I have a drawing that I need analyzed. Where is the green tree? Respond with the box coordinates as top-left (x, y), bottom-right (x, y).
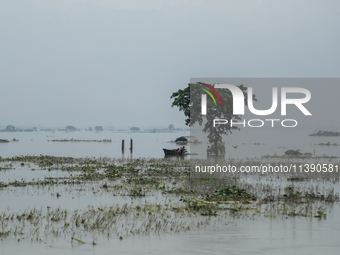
top-left (130, 127), bottom-right (140, 132)
top-left (171, 83), bottom-right (256, 155)
top-left (170, 86), bottom-right (191, 126)
top-left (66, 125), bottom-right (77, 132)
top-left (5, 125), bottom-right (16, 131)
top-left (95, 126), bottom-right (103, 132)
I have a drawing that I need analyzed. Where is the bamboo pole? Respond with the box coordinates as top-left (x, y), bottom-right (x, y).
top-left (130, 138), bottom-right (133, 152)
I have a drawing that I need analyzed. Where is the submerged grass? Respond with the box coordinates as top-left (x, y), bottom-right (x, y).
top-left (0, 155), bottom-right (339, 243)
top-left (48, 139), bottom-right (112, 142)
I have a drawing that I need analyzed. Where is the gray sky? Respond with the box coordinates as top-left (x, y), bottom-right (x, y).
top-left (0, 0), bottom-right (339, 129)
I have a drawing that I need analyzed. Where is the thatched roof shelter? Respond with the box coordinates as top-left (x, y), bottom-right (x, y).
top-left (175, 136), bottom-right (198, 143)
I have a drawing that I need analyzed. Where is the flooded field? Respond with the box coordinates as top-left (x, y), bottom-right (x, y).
top-left (0, 131), bottom-right (340, 254)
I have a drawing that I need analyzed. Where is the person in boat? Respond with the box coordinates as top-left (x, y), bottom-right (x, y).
top-left (180, 146), bottom-right (186, 153)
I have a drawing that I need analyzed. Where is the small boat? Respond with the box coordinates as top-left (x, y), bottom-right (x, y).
top-left (163, 148), bottom-right (187, 156)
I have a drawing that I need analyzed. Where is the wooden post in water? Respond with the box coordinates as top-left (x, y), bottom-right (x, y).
top-left (130, 138), bottom-right (133, 153)
top-left (122, 140), bottom-right (125, 153)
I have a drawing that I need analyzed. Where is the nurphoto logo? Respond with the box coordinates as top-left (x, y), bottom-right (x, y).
top-left (197, 82), bottom-right (312, 128)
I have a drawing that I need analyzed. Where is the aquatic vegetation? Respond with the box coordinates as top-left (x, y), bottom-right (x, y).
top-left (0, 178), bottom-right (81, 188)
top-left (203, 185), bottom-right (256, 202)
top-left (48, 138), bottom-right (112, 142)
top-left (0, 155), bottom-right (76, 166)
top-left (129, 187), bottom-right (145, 196)
top-left (315, 208), bottom-right (326, 219)
top-left (0, 164), bottom-right (14, 171)
top-left (263, 154), bottom-right (338, 159)
top-left (162, 186), bottom-right (196, 195)
top-left (316, 142), bottom-right (340, 146)
top-left (284, 186), bottom-right (302, 198)
top-left (180, 196), bottom-right (217, 216)
top-left (125, 176), bottom-right (160, 185)
top-left (0, 155), bottom-right (339, 243)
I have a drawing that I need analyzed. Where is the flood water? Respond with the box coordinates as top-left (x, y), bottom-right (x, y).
top-left (1, 130), bottom-right (340, 254)
top-left (0, 129), bottom-right (339, 159)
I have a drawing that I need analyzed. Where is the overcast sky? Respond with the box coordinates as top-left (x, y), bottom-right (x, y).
top-left (0, 0), bottom-right (339, 129)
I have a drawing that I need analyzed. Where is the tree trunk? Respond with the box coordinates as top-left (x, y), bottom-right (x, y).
top-left (214, 139), bottom-right (218, 156)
